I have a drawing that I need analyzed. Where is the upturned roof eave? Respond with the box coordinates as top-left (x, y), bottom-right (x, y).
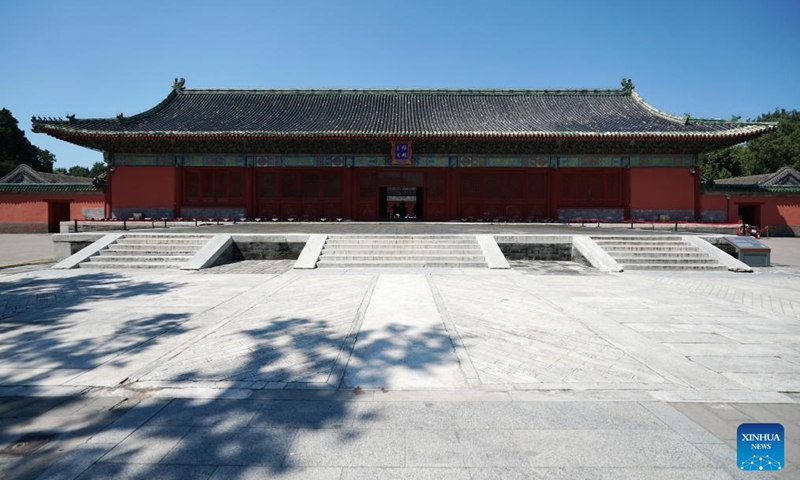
top-left (32, 124), bottom-right (777, 141)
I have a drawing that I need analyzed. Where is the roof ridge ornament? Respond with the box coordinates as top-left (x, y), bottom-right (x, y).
top-left (620, 78), bottom-right (634, 94)
top-left (172, 77), bottom-right (186, 92)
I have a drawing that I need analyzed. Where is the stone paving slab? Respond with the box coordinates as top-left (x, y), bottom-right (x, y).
top-left (343, 275), bottom-right (466, 389)
top-left (0, 395), bottom-right (795, 479)
top-left (1, 237), bottom-right (799, 478)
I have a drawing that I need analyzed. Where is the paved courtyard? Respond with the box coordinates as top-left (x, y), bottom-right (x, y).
top-left (0, 232), bottom-right (798, 479)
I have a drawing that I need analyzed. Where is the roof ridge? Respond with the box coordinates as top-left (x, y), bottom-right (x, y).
top-left (0, 164), bottom-right (48, 183)
top-left (179, 87), bottom-right (630, 96)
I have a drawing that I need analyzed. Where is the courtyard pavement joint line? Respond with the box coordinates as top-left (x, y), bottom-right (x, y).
top-left (118, 273), bottom-right (302, 388)
top-left (342, 274), bottom-right (468, 390)
top-left (325, 275), bottom-right (379, 389)
top-left (427, 275), bottom-right (482, 387)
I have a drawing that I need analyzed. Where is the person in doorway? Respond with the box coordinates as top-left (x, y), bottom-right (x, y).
top-left (392, 203), bottom-right (399, 218)
top-left (398, 201), bottom-right (407, 219)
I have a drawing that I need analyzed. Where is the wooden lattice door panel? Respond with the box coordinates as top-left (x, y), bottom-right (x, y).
top-left (558, 169), bottom-right (622, 207)
top-left (426, 171), bottom-right (447, 220)
top-left (185, 169), bottom-right (245, 206)
top-left (356, 170), bottom-right (378, 220)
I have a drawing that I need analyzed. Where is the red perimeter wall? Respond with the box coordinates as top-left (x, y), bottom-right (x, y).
top-left (0, 193), bottom-right (105, 232)
top-left (701, 193), bottom-right (800, 235)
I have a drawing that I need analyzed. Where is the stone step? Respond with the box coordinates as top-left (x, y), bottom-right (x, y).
top-left (605, 251), bottom-right (709, 258)
top-left (320, 248), bottom-right (483, 255)
top-left (80, 261), bottom-right (183, 269)
top-left (121, 234), bottom-right (214, 238)
top-left (592, 240), bottom-right (686, 246)
top-left (324, 239), bottom-right (479, 245)
top-left (100, 249), bottom-right (198, 256)
top-left (115, 239), bottom-right (211, 246)
top-left (318, 254), bottom-right (487, 262)
top-left (89, 255), bottom-right (192, 263)
top-left (591, 236), bottom-right (684, 241)
top-left (106, 245), bottom-right (201, 253)
top-left (327, 235), bottom-right (469, 239)
top-left (612, 257), bottom-right (718, 265)
top-left (622, 263), bottom-right (728, 271)
top-left (600, 246), bottom-right (700, 252)
top-left (316, 260), bottom-right (488, 268)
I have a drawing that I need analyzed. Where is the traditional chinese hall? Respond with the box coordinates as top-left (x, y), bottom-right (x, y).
top-left (31, 79), bottom-right (778, 224)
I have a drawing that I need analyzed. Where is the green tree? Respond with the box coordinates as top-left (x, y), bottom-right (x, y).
top-left (89, 161), bottom-right (107, 177)
top-left (0, 108), bottom-right (56, 176)
top-left (702, 109), bottom-right (800, 179)
top-left (67, 165), bottom-right (91, 177)
top-left (745, 109), bottom-right (800, 174)
top-left (701, 145), bottom-right (751, 179)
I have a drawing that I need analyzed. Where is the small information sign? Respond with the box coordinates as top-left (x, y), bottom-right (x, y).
top-left (723, 236), bottom-right (771, 267)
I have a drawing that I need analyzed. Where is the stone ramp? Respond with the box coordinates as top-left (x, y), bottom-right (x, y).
top-left (591, 235), bottom-right (727, 271)
top-left (316, 234), bottom-right (489, 268)
top-left (79, 233), bottom-right (215, 269)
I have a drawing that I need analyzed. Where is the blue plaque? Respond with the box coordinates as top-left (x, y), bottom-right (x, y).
top-left (391, 142), bottom-right (412, 165)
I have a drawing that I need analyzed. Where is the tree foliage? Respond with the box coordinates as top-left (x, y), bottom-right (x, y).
top-left (701, 109), bottom-right (800, 179)
top-left (89, 161), bottom-right (107, 177)
top-left (53, 162), bottom-right (106, 178)
top-left (0, 108), bottom-right (56, 176)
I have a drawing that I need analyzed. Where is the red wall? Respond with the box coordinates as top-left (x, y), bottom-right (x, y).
top-left (111, 166), bottom-right (176, 209)
top-left (630, 168), bottom-right (695, 210)
top-left (0, 193), bottom-right (105, 232)
top-left (701, 193), bottom-right (800, 231)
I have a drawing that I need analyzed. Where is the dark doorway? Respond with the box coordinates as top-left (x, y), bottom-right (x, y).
top-left (48, 202), bottom-right (71, 233)
top-left (738, 204), bottom-right (761, 226)
top-left (382, 187), bottom-right (422, 220)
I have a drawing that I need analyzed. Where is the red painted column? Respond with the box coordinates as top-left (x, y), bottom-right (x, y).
top-left (174, 165), bottom-right (183, 218)
top-left (244, 166), bottom-right (255, 218)
top-left (622, 167), bottom-right (631, 221)
top-left (447, 167), bottom-right (458, 219)
top-left (343, 165), bottom-right (354, 219)
top-left (106, 161), bottom-right (113, 219)
top-left (693, 164), bottom-right (702, 221)
top-left (548, 168), bottom-right (560, 220)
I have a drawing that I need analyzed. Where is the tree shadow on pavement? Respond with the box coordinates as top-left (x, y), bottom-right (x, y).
top-left (0, 270), bottom-right (199, 479)
top-left (25, 310), bottom-right (463, 479)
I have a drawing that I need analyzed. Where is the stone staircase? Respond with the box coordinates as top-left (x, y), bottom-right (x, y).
top-left (591, 236), bottom-right (727, 271)
top-left (316, 235), bottom-right (489, 268)
top-left (80, 233), bottom-right (214, 269)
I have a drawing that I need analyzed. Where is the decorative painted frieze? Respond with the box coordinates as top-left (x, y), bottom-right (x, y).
top-left (457, 156), bottom-right (548, 167)
top-left (629, 156), bottom-right (695, 167)
top-left (416, 156), bottom-right (451, 167)
top-left (181, 156), bottom-right (247, 167)
top-left (253, 156), bottom-right (346, 167)
top-left (113, 155), bottom-right (176, 166)
top-left (556, 157), bottom-right (623, 168)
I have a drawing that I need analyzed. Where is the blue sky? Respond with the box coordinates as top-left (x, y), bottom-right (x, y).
top-left (2, 0), bottom-right (799, 169)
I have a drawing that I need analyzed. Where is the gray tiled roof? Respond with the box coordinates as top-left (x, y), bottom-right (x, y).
top-left (0, 164), bottom-right (94, 184)
top-left (714, 166), bottom-right (800, 187)
top-left (32, 84), bottom-right (776, 141)
top-left (713, 173), bottom-right (773, 186)
top-left (0, 183), bottom-right (100, 193)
